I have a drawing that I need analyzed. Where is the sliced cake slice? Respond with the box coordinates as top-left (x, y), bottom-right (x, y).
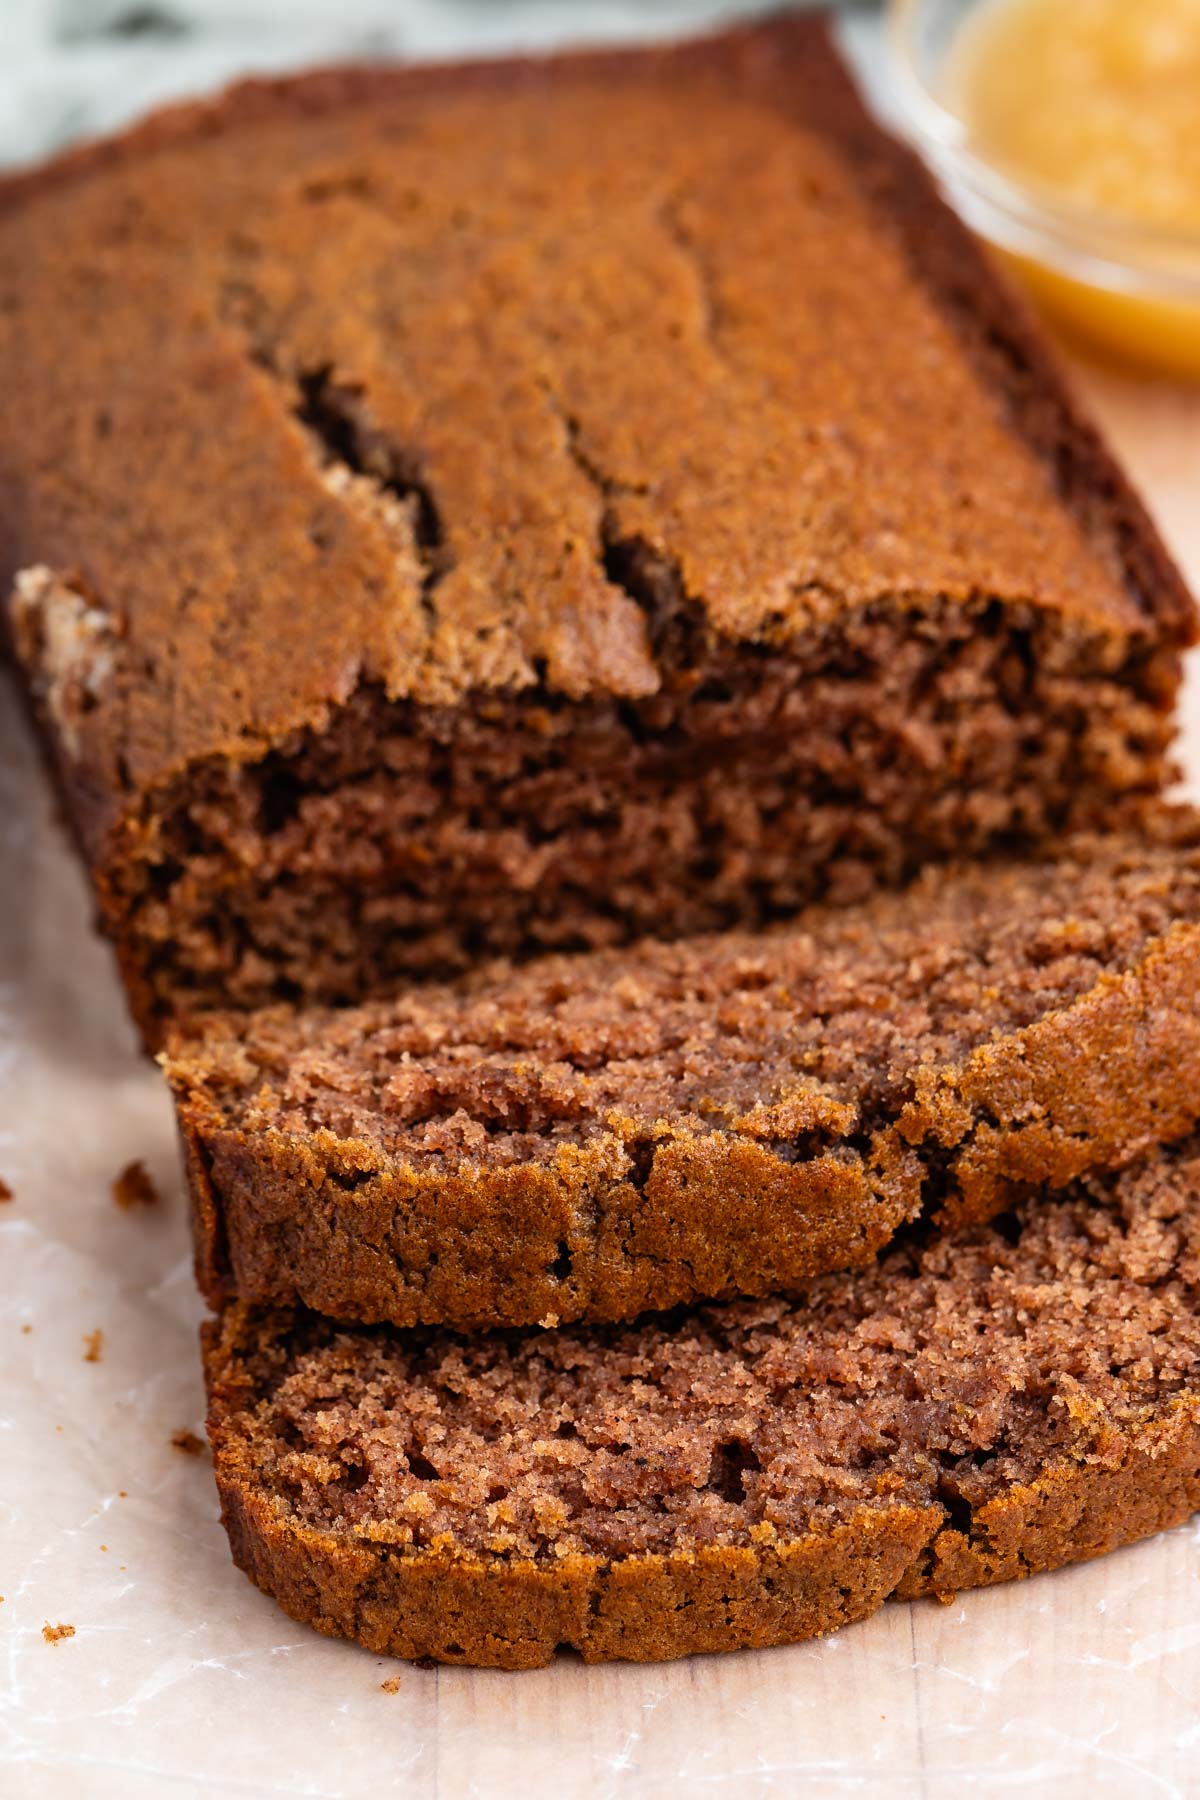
top-left (167, 813), bottom-right (1200, 1331)
top-left (205, 1136), bottom-right (1200, 1668)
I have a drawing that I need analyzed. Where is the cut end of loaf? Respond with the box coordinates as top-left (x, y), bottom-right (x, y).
top-left (110, 593), bottom-right (1182, 1036)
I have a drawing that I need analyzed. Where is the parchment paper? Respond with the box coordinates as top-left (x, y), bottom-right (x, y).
top-left (3, 22), bottom-right (1200, 1793)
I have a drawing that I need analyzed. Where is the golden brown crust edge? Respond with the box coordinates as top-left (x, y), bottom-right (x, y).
top-left (203, 1312), bottom-right (1200, 1669)
top-left (172, 922), bottom-right (1200, 1331)
top-left (214, 1478), bottom-right (940, 1670)
top-left (179, 1120), bottom-right (921, 1331)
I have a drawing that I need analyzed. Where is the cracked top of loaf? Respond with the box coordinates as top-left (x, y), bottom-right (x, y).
top-left (0, 16), bottom-right (1193, 819)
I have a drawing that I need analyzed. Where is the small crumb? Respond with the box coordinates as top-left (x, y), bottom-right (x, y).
top-left (83, 1329), bottom-right (103, 1364)
top-left (932, 1589), bottom-right (958, 1607)
top-left (21, 1324), bottom-right (32, 1335)
top-left (113, 1159), bottom-right (159, 1210)
top-left (118, 1491), bottom-right (128, 1498)
top-left (381, 1675), bottom-right (403, 1693)
top-left (538, 1313), bottom-right (560, 1330)
top-left (0, 1176), bottom-right (13, 1202)
top-left (42, 1622), bottom-right (75, 1645)
top-left (100, 1546), bottom-right (108, 1553)
top-left (171, 1429), bottom-right (204, 1457)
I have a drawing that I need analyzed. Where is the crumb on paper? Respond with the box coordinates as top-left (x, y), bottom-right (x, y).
top-left (42, 1622), bottom-right (75, 1645)
top-left (113, 1159), bottom-right (159, 1210)
top-left (21, 1324), bottom-right (32, 1335)
top-left (0, 1176), bottom-right (13, 1202)
top-left (118, 1490), bottom-right (128, 1499)
top-left (381, 1676), bottom-right (403, 1693)
top-left (932, 1589), bottom-right (958, 1607)
top-left (83, 1329), bottom-right (103, 1364)
top-left (171, 1429), bottom-right (204, 1457)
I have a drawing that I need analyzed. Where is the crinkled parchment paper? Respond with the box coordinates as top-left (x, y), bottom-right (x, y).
top-left (1, 37), bottom-right (1200, 1788)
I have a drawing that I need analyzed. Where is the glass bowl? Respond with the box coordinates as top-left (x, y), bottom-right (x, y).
top-left (887, 0), bottom-right (1200, 378)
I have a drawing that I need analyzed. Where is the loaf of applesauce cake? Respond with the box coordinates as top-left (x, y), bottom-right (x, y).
top-left (2, 15), bottom-right (1194, 1043)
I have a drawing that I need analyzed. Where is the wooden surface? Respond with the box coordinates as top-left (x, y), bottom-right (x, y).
top-left (3, 358), bottom-right (1200, 1800)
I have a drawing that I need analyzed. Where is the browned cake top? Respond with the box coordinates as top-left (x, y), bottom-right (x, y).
top-left (1, 19), bottom-right (1191, 820)
top-left (169, 818), bottom-right (1200, 1175)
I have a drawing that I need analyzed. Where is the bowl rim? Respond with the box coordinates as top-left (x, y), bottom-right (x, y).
top-left (886, 0), bottom-right (1200, 297)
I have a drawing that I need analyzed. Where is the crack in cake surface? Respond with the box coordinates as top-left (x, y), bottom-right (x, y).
top-left (294, 364), bottom-right (452, 631)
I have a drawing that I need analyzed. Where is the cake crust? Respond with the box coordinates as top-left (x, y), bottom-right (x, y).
top-left (204, 1143), bottom-right (1200, 1668)
top-left (2, 17), bottom-right (1195, 1035)
top-left (168, 818), bottom-right (1200, 1330)
top-left (210, 1417), bottom-right (1200, 1667)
